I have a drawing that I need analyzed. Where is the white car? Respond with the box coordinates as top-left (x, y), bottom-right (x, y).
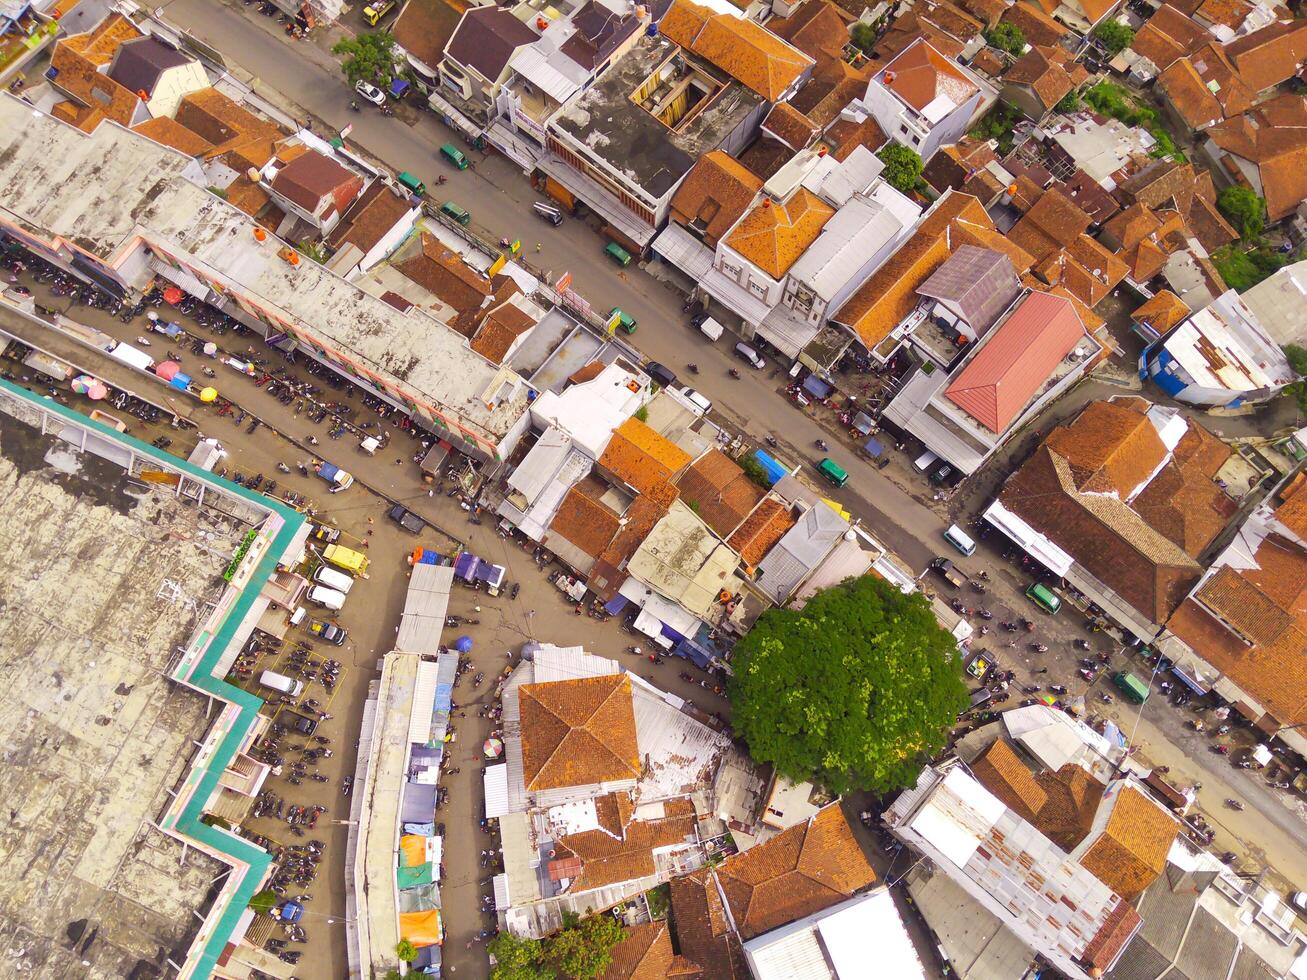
top-left (354, 80), bottom-right (386, 107)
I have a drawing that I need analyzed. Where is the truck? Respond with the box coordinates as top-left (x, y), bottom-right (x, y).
top-left (387, 504), bottom-right (425, 534)
top-left (323, 543), bottom-right (369, 575)
top-left (314, 461), bottom-right (354, 491)
top-left (928, 557), bottom-right (967, 589)
top-left (454, 550), bottom-right (507, 595)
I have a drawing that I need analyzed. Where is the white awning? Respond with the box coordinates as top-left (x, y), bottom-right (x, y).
top-left (509, 45), bottom-right (585, 104)
top-left (982, 499), bottom-right (1074, 576)
top-left (483, 763), bottom-right (510, 819)
top-left (493, 872), bottom-right (511, 911)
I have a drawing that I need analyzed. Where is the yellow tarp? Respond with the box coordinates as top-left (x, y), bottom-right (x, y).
top-left (400, 909), bottom-right (442, 946)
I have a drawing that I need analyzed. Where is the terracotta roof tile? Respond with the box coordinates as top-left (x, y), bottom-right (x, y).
top-left (768, 0), bottom-right (854, 62)
top-left (1276, 481), bottom-right (1307, 539)
top-left (669, 151), bottom-right (764, 250)
top-left (1001, 2), bottom-right (1070, 47)
top-left (396, 233), bottom-right (492, 313)
top-left (959, 0), bottom-right (1007, 26)
top-left (175, 87), bottom-right (285, 168)
top-left (1131, 290), bottom-right (1191, 332)
top-left (675, 449), bottom-right (765, 538)
top-left (591, 485), bottom-right (679, 600)
top-left (1130, 4), bottom-right (1211, 70)
top-left (727, 498), bottom-right (796, 569)
top-left (471, 302), bottom-right (537, 364)
top-left (762, 102), bottom-right (820, 150)
top-left (562, 799), bottom-right (698, 892)
top-left (1195, 0), bottom-right (1252, 29)
top-left (834, 192), bottom-right (995, 348)
top-left (391, 0), bottom-right (465, 69)
top-left (518, 674), bottom-right (640, 790)
top-left (49, 42), bottom-right (139, 128)
top-left (670, 871), bottom-right (747, 980)
top-left (223, 175), bottom-right (272, 218)
top-left (1079, 786), bottom-right (1178, 899)
top-left (1006, 187), bottom-right (1092, 263)
top-left (131, 116), bottom-right (214, 156)
top-left (62, 12), bottom-right (142, 65)
top-left (602, 922), bottom-right (686, 980)
top-left (789, 57), bottom-right (873, 128)
top-left (715, 805), bottom-right (876, 939)
top-left (726, 188), bottom-right (834, 279)
top-left (599, 417), bottom-right (693, 494)
top-left (1225, 19), bottom-right (1307, 92)
top-left (549, 486), bottom-right (622, 560)
top-left (1004, 45), bottom-right (1078, 112)
top-left (971, 741), bottom-right (1105, 849)
top-left (660, 0), bottom-right (814, 100)
top-left (879, 37), bottom-right (979, 114)
top-left (823, 113), bottom-right (888, 161)
top-left (326, 181), bottom-right (413, 255)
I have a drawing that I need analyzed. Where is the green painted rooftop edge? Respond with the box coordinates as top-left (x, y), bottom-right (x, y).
top-left (0, 377), bottom-right (306, 977)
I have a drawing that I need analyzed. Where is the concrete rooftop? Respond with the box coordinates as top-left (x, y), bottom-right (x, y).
top-left (0, 410), bottom-right (244, 975)
top-left (0, 96), bottom-right (529, 444)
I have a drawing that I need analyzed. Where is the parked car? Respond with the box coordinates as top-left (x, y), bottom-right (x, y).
top-left (734, 341), bottom-right (766, 370)
top-left (354, 80), bottom-right (386, 106)
top-left (308, 619), bottom-right (347, 645)
top-left (646, 362), bottom-right (676, 388)
top-left (1290, 891), bottom-right (1307, 913)
top-left (928, 459), bottom-right (961, 486)
top-left (388, 504), bottom-right (424, 533)
top-left (532, 201), bottom-right (563, 226)
top-left (310, 522), bottom-right (341, 544)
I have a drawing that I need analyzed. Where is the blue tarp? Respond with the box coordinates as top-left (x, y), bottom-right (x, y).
top-left (390, 78), bottom-right (411, 98)
top-left (864, 437), bottom-right (884, 457)
top-left (673, 639), bottom-right (712, 669)
top-left (802, 374), bottom-right (833, 399)
top-left (414, 548), bottom-right (442, 565)
top-left (604, 594), bottom-right (629, 615)
top-left (454, 551), bottom-right (478, 581)
top-left (752, 450), bottom-right (787, 486)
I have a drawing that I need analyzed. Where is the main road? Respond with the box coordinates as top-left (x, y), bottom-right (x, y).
top-left (159, 0), bottom-right (954, 574)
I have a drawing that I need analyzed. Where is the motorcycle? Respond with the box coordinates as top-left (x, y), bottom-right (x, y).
top-left (764, 435), bottom-right (778, 448)
top-left (1225, 799), bottom-right (1244, 810)
top-left (686, 363), bottom-right (699, 374)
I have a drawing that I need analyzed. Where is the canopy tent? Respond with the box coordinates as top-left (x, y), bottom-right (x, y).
top-left (399, 909), bottom-right (442, 947)
top-left (852, 411), bottom-right (875, 435)
top-left (864, 436), bottom-right (885, 458)
top-left (802, 373), bottom-right (833, 399)
top-left (397, 862), bottom-right (434, 889)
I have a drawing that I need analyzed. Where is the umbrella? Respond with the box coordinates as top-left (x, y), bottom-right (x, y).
top-left (1039, 694), bottom-right (1058, 706)
top-left (483, 738), bottom-right (504, 758)
top-left (163, 286), bottom-right (184, 305)
top-left (71, 375), bottom-right (94, 394)
top-left (203, 342), bottom-right (217, 356)
top-left (87, 383), bottom-right (108, 400)
top-left (155, 360), bottom-right (181, 381)
top-left (199, 387), bottom-right (218, 402)
top-left (454, 635), bottom-right (473, 653)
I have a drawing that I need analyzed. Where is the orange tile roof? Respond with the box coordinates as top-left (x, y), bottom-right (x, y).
top-left (132, 117), bottom-right (215, 157)
top-left (726, 188), bottom-right (834, 280)
top-left (602, 922), bottom-right (698, 980)
top-left (1003, 45), bottom-right (1079, 112)
top-left (1007, 188), bottom-right (1093, 263)
top-left (669, 151), bottom-right (763, 250)
top-left (174, 87), bottom-right (286, 169)
top-left (1033, 234), bottom-right (1129, 308)
top-left (48, 42), bottom-right (139, 128)
top-left (1225, 18), bottom-right (1307, 92)
top-left (470, 301), bottom-right (536, 364)
top-left (1208, 95), bottom-right (1307, 219)
top-left (1001, 1), bottom-right (1070, 47)
top-left (396, 233), bottom-right (492, 313)
top-left (519, 674), bottom-right (640, 790)
top-left (763, 102), bottom-right (819, 150)
top-left (223, 175), bottom-right (272, 218)
top-left (970, 740), bottom-right (1104, 849)
top-left (1078, 786), bottom-right (1178, 899)
top-left (675, 449), bottom-right (766, 538)
top-left (1131, 290), bottom-right (1191, 332)
top-left (549, 486), bottom-right (622, 560)
top-left (659, 0), bottom-right (814, 100)
top-left (833, 192), bottom-right (1017, 349)
top-left (823, 113), bottom-right (888, 161)
top-left (880, 37), bottom-right (979, 114)
top-left (599, 417), bottom-right (693, 494)
top-left (715, 804), bottom-right (876, 939)
top-left (1157, 57), bottom-right (1227, 130)
top-left (62, 12), bottom-right (142, 66)
top-left (1276, 480), bottom-right (1307, 539)
top-left (561, 798), bottom-right (698, 892)
top-left (768, 0), bottom-right (855, 61)
top-left (728, 497), bottom-right (796, 569)
top-left (1130, 4), bottom-right (1211, 71)
top-left (670, 870), bottom-right (749, 979)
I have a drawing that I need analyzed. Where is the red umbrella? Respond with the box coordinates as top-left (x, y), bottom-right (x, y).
top-left (155, 360), bottom-right (181, 381)
top-left (163, 286), bottom-right (184, 305)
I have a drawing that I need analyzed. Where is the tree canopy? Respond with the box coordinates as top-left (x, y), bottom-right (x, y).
top-left (876, 142), bottom-right (924, 194)
top-left (1217, 186), bottom-right (1265, 240)
top-left (1092, 20), bottom-right (1135, 55)
top-left (333, 32), bottom-right (397, 86)
top-left (984, 22), bottom-right (1025, 54)
top-left (1283, 344), bottom-right (1307, 415)
top-left (850, 22), bottom-right (876, 54)
top-left (728, 576), bottom-right (968, 794)
top-left (489, 914), bottom-right (624, 980)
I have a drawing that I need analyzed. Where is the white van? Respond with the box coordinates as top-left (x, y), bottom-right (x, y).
top-left (699, 317), bottom-right (724, 341)
top-left (678, 386), bottom-right (712, 415)
top-left (312, 565), bottom-right (354, 594)
top-left (258, 669), bottom-right (304, 697)
top-left (944, 523), bottom-right (977, 556)
top-left (307, 585), bottom-right (346, 610)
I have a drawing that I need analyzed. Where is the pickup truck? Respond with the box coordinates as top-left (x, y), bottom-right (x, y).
top-left (308, 619), bottom-right (347, 645)
top-left (388, 504), bottom-right (424, 533)
top-left (929, 557), bottom-right (968, 589)
top-left (314, 461), bottom-right (354, 491)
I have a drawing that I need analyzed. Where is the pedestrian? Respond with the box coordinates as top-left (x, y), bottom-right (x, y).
top-left (367, 517), bottom-right (374, 525)
top-left (361, 539), bottom-right (369, 549)
top-left (366, 529), bottom-right (374, 536)
top-left (395, 458), bottom-right (403, 465)
top-left (535, 242), bottom-right (542, 253)
top-left (429, 489), bottom-right (435, 497)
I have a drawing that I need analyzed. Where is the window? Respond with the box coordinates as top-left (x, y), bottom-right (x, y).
top-left (720, 259), bottom-right (742, 279)
top-left (748, 279), bottom-right (767, 297)
top-left (910, 134), bottom-right (920, 146)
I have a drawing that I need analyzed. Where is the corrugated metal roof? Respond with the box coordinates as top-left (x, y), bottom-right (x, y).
top-left (917, 245), bottom-right (1021, 335)
top-left (944, 292), bottom-right (1086, 433)
top-left (484, 763), bottom-right (511, 818)
top-left (396, 564), bottom-right (453, 655)
top-left (408, 659), bottom-right (443, 744)
top-left (789, 195), bottom-right (907, 300)
top-left (755, 503), bottom-right (848, 602)
top-left (509, 43), bottom-right (587, 104)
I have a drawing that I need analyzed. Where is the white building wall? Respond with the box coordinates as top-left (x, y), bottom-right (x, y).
top-left (146, 62), bottom-right (210, 119)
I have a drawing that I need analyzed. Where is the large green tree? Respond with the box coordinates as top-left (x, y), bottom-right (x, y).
top-left (984, 22), bottom-right (1025, 54)
top-left (876, 142), bottom-right (924, 194)
top-left (1092, 20), bottom-right (1135, 55)
top-left (1217, 186), bottom-right (1266, 240)
top-left (729, 576), bottom-right (967, 794)
top-left (545, 913), bottom-right (624, 979)
top-left (333, 32), bottom-right (397, 87)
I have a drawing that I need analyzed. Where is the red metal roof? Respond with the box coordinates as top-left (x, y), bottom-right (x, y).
top-left (944, 291), bottom-right (1085, 433)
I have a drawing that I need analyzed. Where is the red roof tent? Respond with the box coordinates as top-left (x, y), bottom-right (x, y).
top-left (944, 291), bottom-right (1086, 433)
